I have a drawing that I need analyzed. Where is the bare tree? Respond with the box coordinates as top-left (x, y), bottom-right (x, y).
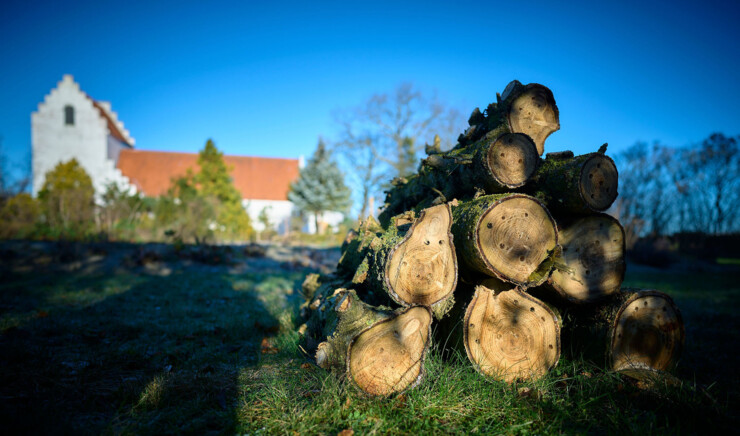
top-left (333, 83), bottom-right (464, 218)
top-left (0, 136), bottom-right (31, 200)
top-left (687, 133), bottom-right (740, 234)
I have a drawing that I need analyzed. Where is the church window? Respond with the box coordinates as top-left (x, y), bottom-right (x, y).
top-left (64, 105), bottom-right (74, 125)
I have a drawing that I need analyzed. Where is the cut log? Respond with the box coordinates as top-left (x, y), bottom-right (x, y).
top-left (464, 281), bottom-right (561, 382)
top-left (610, 290), bottom-right (684, 373)
top-left (379, 133), bottom-right (540, 225)
top-left (313, 290), bottom-right (432, 397)
top-left (458, 80), bottom-right (560, 156)
top-left (451, 193), bottom-right (559, 287)
top-left (340, 204), bottom-right (458, 319)
top-left (527, 147), bottom-right (619, 215)
top-left (348, 306), bottom-right (432, 396)
top-left (559, 289), bottom-right (684, 374)
top-left (546, 214), bottom-right (626, 303)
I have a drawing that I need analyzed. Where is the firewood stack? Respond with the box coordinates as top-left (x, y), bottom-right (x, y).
top-left (298, 80), bottom-right (685, 397)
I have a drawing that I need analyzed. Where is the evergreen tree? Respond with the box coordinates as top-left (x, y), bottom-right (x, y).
top-left (289, 139), bottom-right (352, 233)
top-left (195, 139), bottom-right (254, 241)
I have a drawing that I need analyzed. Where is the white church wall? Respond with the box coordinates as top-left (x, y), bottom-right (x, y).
top-left (242, 199), bottom-right (295, 233)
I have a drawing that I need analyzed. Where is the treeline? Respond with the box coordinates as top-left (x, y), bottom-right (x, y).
top-left (0, 140), bottom-right (256, 243)
top-left (615, 132), bottom-right (740, 246)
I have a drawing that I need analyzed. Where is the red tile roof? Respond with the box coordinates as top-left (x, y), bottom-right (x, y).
top-left (117, 149), bottom-right (300, 201)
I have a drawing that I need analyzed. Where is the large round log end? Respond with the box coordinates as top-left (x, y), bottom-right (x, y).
top-left (550, 214), bottom-right (626, 302)
top-left (386, 204), bottom-right (457, 307)
top-left (486, 133), bottom-right (539, 188)
top-left (580, 154), bottom-right (618, 211)
top-left (506, 85), bottom-right (559, 156)
top-left (610, 291), bottom-right (684, 373)
top-left (464, 286), bottom-right (560, 383)
top-left (348, 306), bottom-right (432, 396)
top-left (477, 196), bottom-right (558, 285)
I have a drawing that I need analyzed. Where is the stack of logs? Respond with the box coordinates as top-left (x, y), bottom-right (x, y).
top-left (298, 80), bottom-right (685, 397)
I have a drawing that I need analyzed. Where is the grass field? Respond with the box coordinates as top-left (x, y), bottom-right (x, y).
top-left (1, 244), bottom-right (738, 435)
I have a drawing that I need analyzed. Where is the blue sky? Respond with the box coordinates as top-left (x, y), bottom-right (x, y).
top-left (1, 0), bottom-right (739, 177)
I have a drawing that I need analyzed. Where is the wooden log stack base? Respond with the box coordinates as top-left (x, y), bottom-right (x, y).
top-left (452, 193), bottom-right (558, 287)
top-left (547, 214), bottom-right (626, 303)
top-left (297, 79), bottom-right (686, 396)
top-left (464, 282), bottom-right (560, 382)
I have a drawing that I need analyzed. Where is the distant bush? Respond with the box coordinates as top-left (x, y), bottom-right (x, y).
top-left (0, 193), bottom-right (40, 239)
top-left (98, 182), bottom-right (145, 241)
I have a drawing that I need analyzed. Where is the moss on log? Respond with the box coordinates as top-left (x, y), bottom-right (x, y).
top-left (526, 148), bottom-right (618, 215)
top-left (379, 133), bottom-right (540, 225)
top-left (451, 194), bottom-right (559, 287)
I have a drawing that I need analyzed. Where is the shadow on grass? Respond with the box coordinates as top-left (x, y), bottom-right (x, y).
top-left (0, 268), bottom-right (301, 434)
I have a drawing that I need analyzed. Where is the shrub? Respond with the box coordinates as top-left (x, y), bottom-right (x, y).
top-left (0, 193), bottom-right (40, 239)
top-left (37, 159), bottom-right (95, 239)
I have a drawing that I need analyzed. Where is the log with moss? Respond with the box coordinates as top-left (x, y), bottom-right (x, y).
top-left (557, 289), bottom-right (684, 377)
top-left (451, 193), bottom-right (559, 287)
top-left (314, 289), bottom-right (433, 396)
top-left (454, 279), bottom-right (561, 383)
top-left (544, 214), bottom-right (626, 303)
top-left (338, 204), bottom-right (458, 319)
top-left (379, 132), bottom-right (540, 225)
top-left (526, 146), bottom-right (618, 215)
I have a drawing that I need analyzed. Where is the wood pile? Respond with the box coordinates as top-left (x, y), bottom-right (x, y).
top-left (298, 80), bottom-right (685, 396)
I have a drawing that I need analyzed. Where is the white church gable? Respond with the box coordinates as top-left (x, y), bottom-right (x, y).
top-left (32, 75), bottom-right (133, 196)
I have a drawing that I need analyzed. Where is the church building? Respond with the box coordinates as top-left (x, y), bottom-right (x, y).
top-left (32, 75), bottom-right (303, 233)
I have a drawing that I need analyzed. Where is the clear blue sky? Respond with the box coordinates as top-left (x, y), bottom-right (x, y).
top-left (1, 0), bottom-right (738, 175)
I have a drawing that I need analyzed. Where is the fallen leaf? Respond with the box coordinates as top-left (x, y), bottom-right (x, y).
top-left (36, 310), bottom-right (49, 318)
top-left (337, 429), bottom-right (354, 436)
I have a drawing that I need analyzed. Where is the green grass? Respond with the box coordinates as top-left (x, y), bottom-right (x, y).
top-left (717, 257), bottom-right (740, 265)
top-left (1, 261), bottom-right (738, 434)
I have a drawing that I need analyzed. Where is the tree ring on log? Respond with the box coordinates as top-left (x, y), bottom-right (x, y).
top-left (486, 133), bottom-right (539, 188)
top-left (506, 85), bottom-right (559, 156)
top-left (385, 204), bottom-right (457, 307)
top-left (464, 286), bottom-right (560, 382)
top-left (550, 214), bottom-right (626, 303)
top-left (477, 195), bottom-right (558, 285)
top-left (348, 306), bottom-right (432, 396)
top-left (579, 154), bottom-right (618, 211)
top-left (610, 291), bottom-right (684, 373)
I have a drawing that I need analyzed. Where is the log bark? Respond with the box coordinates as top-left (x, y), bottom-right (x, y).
top-left (526, 147), bottom-right (619, 215)
top-left (339, 204), bottom-right (458, 319)
top-left (379, 132), bottom-right (540, 225)
top-left (557, 289), bottom-right (684, 374)
top-left (314, 290), bottom-right (433, 397)
top-left (463, 280), bottom-right (561, 382)
top-left (451, 193), bottom-right (559, 287)
top-left (545, 214), bottom-right (626, 303)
